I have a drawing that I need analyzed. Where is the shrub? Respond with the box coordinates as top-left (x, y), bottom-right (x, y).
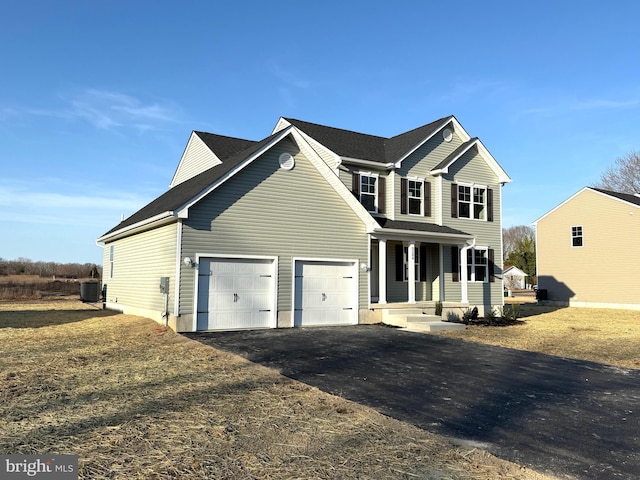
top-left (435, 301), bottom-right (443, 316)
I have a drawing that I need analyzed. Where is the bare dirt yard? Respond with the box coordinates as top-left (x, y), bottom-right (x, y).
top-left (438, 302), bottom-right (640, 370)
top-left (0, 299), bottom-right (556, 479)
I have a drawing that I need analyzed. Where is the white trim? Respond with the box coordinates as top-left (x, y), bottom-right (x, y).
top-left (174, 220), bottom-right (183, 316)
top-left (570, 225), bottom-right (584, 248)
top-left (394, 116), bottom-right (462, 167)
top-left (406, 177), bottom-right (425, 216)
top-left (436, 175), bottom-right (443, 225)
top-left (369, 227), bottom-right (473, 243)
top-left (170, 132), bottom-right (222, 188)
top-left (97, 211), bottom-right (176, 243)
top-left (175, 127), bottom-right (294, 218)
top-left (429, 137), bottom-right (511, 184)
top-left (289, 129), bottom-right (378, 230)
top-left (192, 253), bottom-right (278, 332)
top-left (357, 170), bottom-right (380, 213)
top-left (439, 244), bottom-right (445, 301)
top-left (455, 182), bottom-right (489, 221)
top-left (342, 156), bottom-right (394, 169)
top-left (291, 257), bottom-right (359, 327)
top-left (533, 186), bottom-right (640, 225)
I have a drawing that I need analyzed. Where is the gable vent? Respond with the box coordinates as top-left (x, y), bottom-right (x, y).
top-left (279, 152), bottom-right (295, 170)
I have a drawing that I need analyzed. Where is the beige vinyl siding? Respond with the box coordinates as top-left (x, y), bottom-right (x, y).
top-left (171, 133), bottom-right (221, 187)
top-left (394, 129), bottom-right (465, 221)
top-left (304, 135), bottom-right (340, 170)
top-left (102, 222), bottom-right (178, 313)
top-left (180, 138), bottom-right (369, 315)
top-left (441, 148), bottom-right (504, 307)
top-left (537, 189), bottom-right (640, 305)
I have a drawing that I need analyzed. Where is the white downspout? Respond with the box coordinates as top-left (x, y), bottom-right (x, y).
top-left (460, 238), bottom-right (476, 304)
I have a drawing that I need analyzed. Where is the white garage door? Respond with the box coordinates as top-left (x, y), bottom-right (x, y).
top-left (196, 257), bottom-right (275, 331)
top-left (294, 260), bottom-right (357, 327)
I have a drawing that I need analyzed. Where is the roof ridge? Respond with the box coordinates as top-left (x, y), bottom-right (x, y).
top-left (284, 117), bottom-right (387, 140)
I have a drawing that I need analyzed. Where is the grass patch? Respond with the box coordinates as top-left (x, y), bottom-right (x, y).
top-left (438, 303), bottom-right (640, 370)
top-left (0, 300), bottom-right (556, 479)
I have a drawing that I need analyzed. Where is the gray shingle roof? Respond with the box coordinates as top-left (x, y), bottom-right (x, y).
top-left (100, 132), bottom-right (281, 237)
top-left (375, 218), bottom-right (470, 236)
top-left (431, 137), bottom-right (479, 172)
top-left (590, 187), bottom-right (640, 207)
top-left (285, 116), bottom-right (452, 164)
top-left (101, 116), bottom-right (461, 239)
top-left (194, 131), bottom-right (257, 161)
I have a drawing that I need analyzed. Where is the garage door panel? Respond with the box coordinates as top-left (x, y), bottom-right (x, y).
top-left (197, 257), bottom-right (275, 331)
top-left (294, 260), bottom-right (357, 327)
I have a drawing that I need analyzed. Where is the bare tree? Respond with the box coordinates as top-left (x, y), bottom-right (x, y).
top-left (594, 151), bottom-right (640, 194)
top-left (503, 225), bottom-right (535, 260)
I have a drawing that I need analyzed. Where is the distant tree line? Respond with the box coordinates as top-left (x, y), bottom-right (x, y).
top-left (0, 258), bottom-right (101, 279)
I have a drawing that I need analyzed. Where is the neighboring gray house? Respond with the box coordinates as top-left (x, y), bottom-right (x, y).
top-left (97, 116), bottom-right (511, 332)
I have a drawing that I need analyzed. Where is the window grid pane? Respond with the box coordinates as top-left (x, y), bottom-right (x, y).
top-left (458, 185), bottom-right (471, 218)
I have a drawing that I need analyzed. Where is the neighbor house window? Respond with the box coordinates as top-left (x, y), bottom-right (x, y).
top-left (109, 245), bottom-right (114, 279)
top-left (360, 175), bottom-right (377, 212)
top-left (571, 226), bottom-right (583, 247)
top-left (408, 180), bottom-right (423, 215)
top-left (466, 248), bottom-right (488, 282)
top-left (452, 183), bottom-right (492, 221)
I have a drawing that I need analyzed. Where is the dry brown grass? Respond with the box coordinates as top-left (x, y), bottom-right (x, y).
top-left (0, 300), bottom-right (555, 479)
top-left (439, 303), bottom-right (640, 370)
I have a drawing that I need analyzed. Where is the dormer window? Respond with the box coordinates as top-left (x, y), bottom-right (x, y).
top-left (408, 180), bottom-right (423, 215)
top-left (352, 172), bottom-right (385, 214)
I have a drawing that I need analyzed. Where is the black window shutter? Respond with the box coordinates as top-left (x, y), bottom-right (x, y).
top-left (420, 245), bottom-right (427, 281)
top-left (488, 248), bottom-right (495, 282)
top-left (395, 244), bottom-right (404, 281)
top-left (487, 188), bottom-right (494, 222)
top-left (424, 182), bottom-right (431, 217)
top-left (352, 173), bottom-right (360, 199)
top-left (451, 246), bottom-right (459, 282)
top-left (400, 178), bottom-right (408, 214)
top-left (451, 183), bottom-right (458, 218)
top-left (378, 177), bottom-right (386, 214)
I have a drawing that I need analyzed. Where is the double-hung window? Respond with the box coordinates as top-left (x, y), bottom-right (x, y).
top-left (571, 226), bottom-right (583, 247)
top-left (457, 184), bottom-right (487, 220)
top-left (467, 247), bottom-right (488, 282)
top-left (407, 179), bottom-right (423, 215)
top-left (360, 174), bottom-right (377, 212)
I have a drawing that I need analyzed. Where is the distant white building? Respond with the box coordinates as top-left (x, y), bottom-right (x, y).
top-left (503, 266), bottom-right (528, 290)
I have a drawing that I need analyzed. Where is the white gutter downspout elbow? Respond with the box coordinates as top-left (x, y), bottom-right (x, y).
top-left (460, 238), bottom-right (476, 304)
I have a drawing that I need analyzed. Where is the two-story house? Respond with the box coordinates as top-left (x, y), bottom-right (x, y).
top-left (97, 115), bottom-right (511, 332)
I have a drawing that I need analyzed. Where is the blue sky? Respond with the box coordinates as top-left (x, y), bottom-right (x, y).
top-left (1, 1), bottom-right (639, 264)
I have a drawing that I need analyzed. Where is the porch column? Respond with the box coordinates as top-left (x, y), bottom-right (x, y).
top-left (460, 240), bottom-right (474, 304)
top-left (378, 239), bottom-right (387, 304)
top-left (407, 241), bottom-right (416, 304)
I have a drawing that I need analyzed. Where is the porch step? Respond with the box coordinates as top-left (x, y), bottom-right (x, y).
top-left (405, 319), bottom-right (467, 333)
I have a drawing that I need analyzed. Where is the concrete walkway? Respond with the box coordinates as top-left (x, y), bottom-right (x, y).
top-left (186, 325), bottom-right (640, 480)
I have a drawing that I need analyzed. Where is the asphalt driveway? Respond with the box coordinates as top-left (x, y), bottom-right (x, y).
top-left (185, 325), bottom-right (640, 480)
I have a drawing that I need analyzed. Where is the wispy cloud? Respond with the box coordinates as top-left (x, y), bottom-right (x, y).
top-left (4, 88), bottom-right (183, 132)
top-left (517, 93), bottom-right (640, 118)
top-left (0, 178), bottom-right (156, 228)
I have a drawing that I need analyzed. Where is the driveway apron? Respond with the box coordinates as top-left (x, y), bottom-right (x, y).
top-left (185, 325), bottom-right (640, 480)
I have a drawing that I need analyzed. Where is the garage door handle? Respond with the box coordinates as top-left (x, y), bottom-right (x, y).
top-left (233, 293), bottom-right (239, 303)
top-left (322, 293), bottom-right (327, 301)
